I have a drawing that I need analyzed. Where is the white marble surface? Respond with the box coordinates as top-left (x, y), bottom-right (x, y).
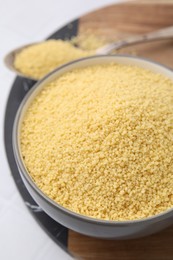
top-left (0, 0), bottom-right (121, 259)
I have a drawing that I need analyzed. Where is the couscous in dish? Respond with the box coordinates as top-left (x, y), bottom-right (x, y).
top-left (21, 63), bottom-right (173, 221)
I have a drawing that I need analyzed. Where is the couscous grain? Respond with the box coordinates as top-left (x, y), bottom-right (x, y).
top-left (14, 39), bottom-right (93, 79)
top-left (21, 63), bottom-right (173, 221)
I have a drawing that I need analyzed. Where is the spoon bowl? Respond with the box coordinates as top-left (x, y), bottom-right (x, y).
top-left (4, 43), bottom-right (38, 80)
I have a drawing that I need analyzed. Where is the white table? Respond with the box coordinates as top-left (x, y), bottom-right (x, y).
top-left (0, 0), bottom-right (118, 259)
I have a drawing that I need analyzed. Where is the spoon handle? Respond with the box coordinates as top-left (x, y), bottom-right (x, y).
top-left (96, 26), bottom-right (173, 54)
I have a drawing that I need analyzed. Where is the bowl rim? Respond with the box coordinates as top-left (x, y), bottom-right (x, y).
top-left (13, 54), bottom-right (173, 226)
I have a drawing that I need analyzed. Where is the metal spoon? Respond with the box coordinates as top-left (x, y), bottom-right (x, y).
top-left (96, 25), bottom-right (173, 54)
top-left (4, 26), bottom-right (173, 80)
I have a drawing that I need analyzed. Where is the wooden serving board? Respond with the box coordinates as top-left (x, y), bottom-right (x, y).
top-left (79, 0), bottom-right (173, 68)
top-left (68, 1), bottom-right (173, 259)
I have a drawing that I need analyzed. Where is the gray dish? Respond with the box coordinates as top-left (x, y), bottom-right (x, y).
top-left (13, 55), bottom-right (173, 239)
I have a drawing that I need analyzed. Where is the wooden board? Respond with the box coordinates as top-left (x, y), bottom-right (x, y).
top-left (69, 226), bottom-right (173, 260)
top-left (68, 1), bottom-right (173, 259)
top-left (79, 0), bottom-right (173, 68)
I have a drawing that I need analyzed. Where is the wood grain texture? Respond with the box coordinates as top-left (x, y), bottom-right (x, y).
top-left (78, 0), bottom-right (173, 68)
top-left (69, 226), bottom-right (173, 260)
top-left (69, 1), bottom-right (173, 259)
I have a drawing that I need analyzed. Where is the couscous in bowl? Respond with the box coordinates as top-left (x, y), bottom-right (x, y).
top-left (13, 55), bottom-right (173, 239)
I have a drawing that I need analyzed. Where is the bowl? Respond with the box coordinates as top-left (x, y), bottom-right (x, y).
top-left (13, 55), bottom-right (173, 239)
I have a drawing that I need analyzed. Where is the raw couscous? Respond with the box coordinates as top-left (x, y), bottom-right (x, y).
top-left (20, 63), bottom-right (173, 221)
top-left (14, 39), bottom-right (93, 79)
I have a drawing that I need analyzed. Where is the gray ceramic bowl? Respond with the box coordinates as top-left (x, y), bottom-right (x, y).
top-left (13, 55), bottom-right (173, 239)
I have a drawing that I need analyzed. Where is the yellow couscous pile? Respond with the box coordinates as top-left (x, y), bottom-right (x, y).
top-left (21, 63), bottom-right (173, 221)
top-left (71, 33), bottom-right (107, 51)
top-left (14, 39), bottom-right (93, 80)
